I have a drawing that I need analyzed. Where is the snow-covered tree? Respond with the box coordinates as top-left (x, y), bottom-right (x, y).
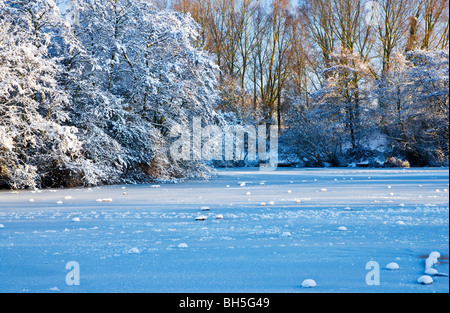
top-left (0, 12), bottom-right (87, 189)
top-left (1, 0), bottom-right (225, 189)
top-left (377, 50), bottom-right (449, 166)
top-left (67, 0), bottom-right (223, 182)
top-left (312, 48), bottom-right (376, 151)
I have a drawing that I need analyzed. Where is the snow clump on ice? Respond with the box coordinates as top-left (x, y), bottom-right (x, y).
top-left (429, 251), bottom-right (440, 259)
top-left (128, 247), bottom-right (140, 254)
top-left (424, 268), bottom-right (438, 275)
top-left (301, 279), bottom-right (317, 288)
top-left (196, 215), bottom-right (208, 221)
top-left (417, 275), bottom-right (433, 285)
top-left (386, 262), bottom-right (400, 270)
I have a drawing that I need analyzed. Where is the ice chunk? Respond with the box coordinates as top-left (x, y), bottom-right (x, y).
top-left (425, 256), bottom-right (438, 269)
top-left (417, 275), bottom-right (433, 285)
top-left (429, 251), bottom-right (440, 259)
top-left (386, 262), bottom-right (399, 270)
top-left (424, 268), bottom-right (438, 276)
top-left (128, 247), bottom-right (140, 254)
top-left (301, 279), bottom-right (317, 288)
top-left (196, 215), bottom-right (207, 221)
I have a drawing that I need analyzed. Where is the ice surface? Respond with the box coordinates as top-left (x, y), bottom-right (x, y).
top-left (0, 168), bottom-right (448, 293)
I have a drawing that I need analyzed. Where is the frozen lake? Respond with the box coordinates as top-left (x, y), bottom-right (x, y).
top-left (0, 168), bottom-right (448, 293)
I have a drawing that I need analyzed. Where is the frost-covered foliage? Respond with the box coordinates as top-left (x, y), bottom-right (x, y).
top-left (377, 50), bottom-right (449, 166)
top-left (0, 0), bottom-right (224, 189)
top-left (66, 0), bottom-right (223, 183)
top-left (0, 7), bottom-right (87, 189)
top-left (285, 48), bottom-right (448, 167)
top-left (284, 48), bottom-right (379, 167)
top-left (314, 48), bottom-right (376, 151)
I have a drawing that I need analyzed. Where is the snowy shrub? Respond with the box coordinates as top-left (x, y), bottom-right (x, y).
top-left (384, 157), bottom-right (411, 168)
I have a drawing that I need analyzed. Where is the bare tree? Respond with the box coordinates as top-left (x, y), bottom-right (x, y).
top-left (420, 0), bottom-right (449, 50)
top-left (300, 0), bottom-right (335, 77)
top-left (376, 0), bottom-right (414, 76)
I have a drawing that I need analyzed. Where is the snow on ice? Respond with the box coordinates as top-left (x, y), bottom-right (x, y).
top-left (0, 168), bottom-right (448, 293)
top-left (417, 275), bottom-right (433, 285)
top-left (301, 279), bottom-right (317, 288)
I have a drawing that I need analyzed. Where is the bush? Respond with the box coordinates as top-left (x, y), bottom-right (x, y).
top-left (384, 157), bottom-right (411, 168)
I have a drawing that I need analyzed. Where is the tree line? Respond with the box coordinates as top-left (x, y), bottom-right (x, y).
top-left (0, 0), bottom-right (448, 189)
top-left (165, 0), bottom-right (449, 167)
